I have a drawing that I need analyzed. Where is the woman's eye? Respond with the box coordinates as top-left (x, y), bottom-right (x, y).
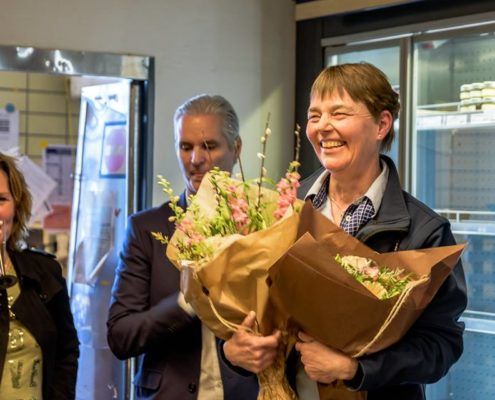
top-left (308, 115), bottom-right (320, 122)
top-left (179, 144), bottom-right (191, 151)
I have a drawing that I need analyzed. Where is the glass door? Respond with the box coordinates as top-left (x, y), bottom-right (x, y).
top-left (69, 82), bottom-right (132, 400)
top-left (411, 28), bottom-right (495, 399)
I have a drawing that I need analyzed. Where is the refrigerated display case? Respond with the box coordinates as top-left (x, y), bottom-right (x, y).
top-left (413, 29), bottom-right (495, 400)
top-left (323, 18), bottom-right (495, 400)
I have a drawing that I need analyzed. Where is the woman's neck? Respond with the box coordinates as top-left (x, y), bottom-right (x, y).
top-left (329, 158), bottom-right (381, 205)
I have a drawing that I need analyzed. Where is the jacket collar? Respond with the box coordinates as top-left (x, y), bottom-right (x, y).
top-left (299, 155), bottom-right (411, 241)
top-left (8, 248), bottom-right (62, 297)
top-left (179, 190), bottom-right (188, 210)
top-left (356, 155), bottom-right (410, 241)
top-left (8, 248), bottom-right (40, 283)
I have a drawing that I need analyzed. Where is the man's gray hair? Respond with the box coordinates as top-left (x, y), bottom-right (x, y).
top-left (173, 94), bottom-right (240, 148)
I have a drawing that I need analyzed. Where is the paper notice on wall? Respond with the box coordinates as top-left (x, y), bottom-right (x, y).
top-left (43, 145), bottom-right (75, 205)
top-left (0, 109), bottom-right (20, 151)
top-left (16, 155), bottom-right (57, 225)
top-left (41, 145), bottom-right (75, 231)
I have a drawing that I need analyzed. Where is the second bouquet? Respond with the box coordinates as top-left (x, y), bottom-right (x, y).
top-left (268, 202), bottom-right (465, 400)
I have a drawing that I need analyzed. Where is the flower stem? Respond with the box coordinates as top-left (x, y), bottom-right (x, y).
top-left (201, 131), bottom-right (213, 164)
top-left (237, 154), bottom-right (246, 183)
top-left (257, 113), bottom-right (271, 212)
top-left (294, 124), bottom-right (301, 172)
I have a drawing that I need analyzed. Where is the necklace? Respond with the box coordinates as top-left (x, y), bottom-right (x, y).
top-left (329, 195), bottom-right (349, 225)
top-left (329, 196), bottom-right (346, 218)
top-left (329, 192), bottom-right (365, 224)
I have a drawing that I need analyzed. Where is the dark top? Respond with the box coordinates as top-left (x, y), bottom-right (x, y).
top-left (293, 155), bottom-right (467, 400)
top-left (0, 247), bottom-right (79, 400)
top-left (107, 192), bottom-right (258, 400)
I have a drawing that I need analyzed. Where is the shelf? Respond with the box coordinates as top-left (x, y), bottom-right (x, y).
top-left (462, 311), bottom-right (495, 335)
top-left (416, 110), bottom-right (495, 130)
top-left (435, 209), bottom-right (495, 236)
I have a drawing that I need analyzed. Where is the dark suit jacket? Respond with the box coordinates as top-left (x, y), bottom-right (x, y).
top-left (107, 192), bottom-right (258, 399)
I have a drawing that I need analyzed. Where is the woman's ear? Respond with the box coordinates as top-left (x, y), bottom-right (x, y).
top-left (377, 110), bottom-right (393, 141)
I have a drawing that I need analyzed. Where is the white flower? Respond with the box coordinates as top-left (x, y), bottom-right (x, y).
top-left (257, 152), bottom-right (266, 159)
top-left (265, 127), bottom-right (272, 136)
top-left (341, 255), bottom-right (371, 273)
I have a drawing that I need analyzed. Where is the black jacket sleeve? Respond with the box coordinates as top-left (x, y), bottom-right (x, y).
top-left (355, 220), bottom-right (467, 390)
top-left (46, 263), bottom-right (80, 400)
top-left (106, 213), bottom-right (197, 360)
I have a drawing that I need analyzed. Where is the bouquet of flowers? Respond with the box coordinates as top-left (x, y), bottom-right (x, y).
top-left (334, 254), bottom-right (414, 300)
top-left (156, 124), bottom-right (303, 399)
top-left (268, 202), bottom-right (465, 400)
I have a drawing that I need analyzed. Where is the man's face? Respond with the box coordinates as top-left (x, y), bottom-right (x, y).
top-left (176, 114), bottom-right (240, 195)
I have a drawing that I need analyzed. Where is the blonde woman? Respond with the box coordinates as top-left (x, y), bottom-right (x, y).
top-left (0, 152), bottom-right (79, 399)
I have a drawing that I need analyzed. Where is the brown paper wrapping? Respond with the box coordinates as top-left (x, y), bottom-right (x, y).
top-left (269, 202), bottom-right (465, 400)
top-left (166, 172), bottom-right (302, 399)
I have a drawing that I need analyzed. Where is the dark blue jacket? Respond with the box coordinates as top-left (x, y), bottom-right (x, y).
top-left (107, 192), bottom-right (259, 399)
top-left (293, 155), bottom-right (467, 400)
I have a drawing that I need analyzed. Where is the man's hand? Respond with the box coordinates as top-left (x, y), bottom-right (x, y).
top-left (295, 331), bottom-right (358, 384)
top-left (223, 311), bottom-right (281, 374)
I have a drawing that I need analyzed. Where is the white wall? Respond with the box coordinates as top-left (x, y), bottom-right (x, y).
top-left (0, 0), bottom-right (296, 205)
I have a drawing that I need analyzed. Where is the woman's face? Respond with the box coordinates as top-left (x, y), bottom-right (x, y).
top-left (306, 89), bottom-right (392, 178)
top-left (0, 170), bottom-right (15, 243)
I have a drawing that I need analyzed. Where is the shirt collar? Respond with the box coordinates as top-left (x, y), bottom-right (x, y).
top-left (365, 160), bottom-right (389, 216)
top-left (304, 160), bottom-right (389, 217)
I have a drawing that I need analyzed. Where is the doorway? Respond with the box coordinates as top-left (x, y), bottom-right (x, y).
top-left (0, 44), bottom-right (154, 400)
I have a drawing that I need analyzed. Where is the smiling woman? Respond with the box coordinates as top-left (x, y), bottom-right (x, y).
top-left (293, 63), bottom-right (467, 400)
top-left (305, 63), bottom-right (399, 216)
top-left (0, 152), bottom-right (79, 400)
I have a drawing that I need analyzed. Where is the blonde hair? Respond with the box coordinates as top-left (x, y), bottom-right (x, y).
top-left (0, 153), bottom-right (32, 249)
top-left (311, 62), bottom-right (400, 152)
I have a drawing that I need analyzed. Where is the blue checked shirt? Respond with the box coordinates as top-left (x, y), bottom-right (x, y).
top-left (305, 161), bottom-right (389, 236)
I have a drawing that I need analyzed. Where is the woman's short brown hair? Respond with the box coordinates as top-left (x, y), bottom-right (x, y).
top-left (310, 62), bottom-right (400, 152)
top-left (0, 153), bottom-right (32, 249)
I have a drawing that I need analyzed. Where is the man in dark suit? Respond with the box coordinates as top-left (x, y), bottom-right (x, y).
top-left (106, 94), bottom-right (261, 399)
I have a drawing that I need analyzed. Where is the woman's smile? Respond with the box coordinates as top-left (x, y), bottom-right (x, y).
top-left (320, 139), bottom-right (345, 150)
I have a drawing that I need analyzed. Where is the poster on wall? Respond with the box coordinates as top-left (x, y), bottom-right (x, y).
top-left (99, 121), bottom-right (126, 178)
top-left (42, 145), bottom-right (76, 231)
top-left (0, 106), bottom-right (19, 152)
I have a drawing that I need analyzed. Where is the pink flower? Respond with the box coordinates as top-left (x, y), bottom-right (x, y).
top-left (177, 218), bottom-right (193, 233)
top-left (274, 171), bottom-right (301, 220)
top-left (227, 186), bottom-right (250, 234)
top-left (363, 265), bottom-right (380, 281)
